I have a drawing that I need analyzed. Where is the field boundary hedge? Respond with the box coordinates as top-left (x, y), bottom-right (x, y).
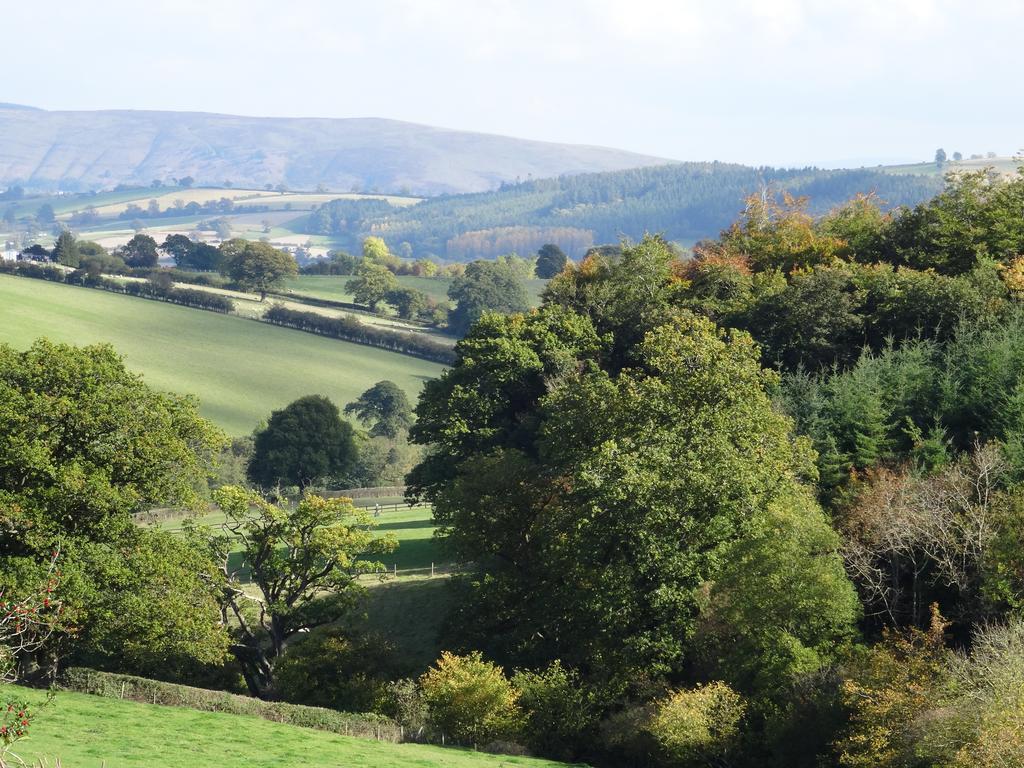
top-left (263, 304), bottom-right (455, 364)
top-left (0, 262), bottom-right (453, 364)
top-left (0, 261), bottom-right (234, 313)
top-left (59, 668), bottom-right (403, 742)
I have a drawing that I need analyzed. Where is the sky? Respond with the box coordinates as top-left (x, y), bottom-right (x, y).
top-left (3, 0), bottom-right (1022, 168)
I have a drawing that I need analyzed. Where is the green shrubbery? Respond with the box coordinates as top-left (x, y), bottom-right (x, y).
top-left (419, 652), bottom-right (523, 746)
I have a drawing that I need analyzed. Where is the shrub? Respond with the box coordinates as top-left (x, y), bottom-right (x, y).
top-left (512, 661), bottom-right (597, 760)
top-left (647, 682), bottom-right (746, 767)
top-left (419, 651), bottom-right (522, 746)
top-left (274, 628), bottom-right (396, 714)
top-left (382, 678), bottom-right (428, 735)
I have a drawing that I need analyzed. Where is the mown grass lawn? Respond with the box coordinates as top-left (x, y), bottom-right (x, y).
top-left (0, 686), bottom-right (579, 768)
top-left (0, 274), bottom-right (443, 435)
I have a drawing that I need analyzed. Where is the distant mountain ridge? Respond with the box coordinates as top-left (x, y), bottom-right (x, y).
top-left (0, 104), bottom-right (672, 195)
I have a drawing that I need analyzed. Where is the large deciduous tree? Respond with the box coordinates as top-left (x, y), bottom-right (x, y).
top-left (219, 239), bottom-right (297, 300)
top-left (120, 233), bottom-right (160, 268)
top-left (535, 243), bottom-right (568, 279)
top-left (0, 340), bottom-right (227, 679)
top-left (202, 486), bottom-right (395, 698)
top-left (446, 260), bottom-right (531, 336)
top-left (345, 262), bottom-right (398, 311)
top-left (344, 380), bottom-right (414, 439)
top-left (409, 236), bottom-right (856, 695)
top-left (248, 395), bottom-right (356, 489)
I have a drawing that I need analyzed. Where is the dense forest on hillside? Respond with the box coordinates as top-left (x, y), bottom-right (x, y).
top-left (306, 163), bottom-right (943, 259)
top-left (7, 167), bottom-right (1024, 768)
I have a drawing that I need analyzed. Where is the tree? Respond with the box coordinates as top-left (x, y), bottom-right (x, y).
top-left (0, 340), bottom-right (223, 552)
top-left (385, 287), bottom-right (430, 320)
top-left (344, 381), bottom-right (414, 439)
top-left (696, 488), bottom-right (860, 701)
top-left (446, 260), bottom-right (530, 336)
top-left (51, 230), bottom-right (79, 267)
top-left (201, 486), bottom-right (395, 697)
top-left (410, 303), bottom-right (821, 687)
top-left (60, 529), bottom-right (230, 680)
top-left (120, 233), bottom-right (159, 268)
top-left (535, 243), bottom-right (568, 279)
top-left (248, 395), bottom-right (356, 489)
top-left (420, 651), bottom-right (523, 745)
top-left (345, 262), bottom-right (398, 311)
top-left (953, 151), bottom-right (963, 162)
top-left (219, 238), bottom-right (297, 301)
top-left (35, 204), bottom-right (55, 224)
top-left (161, 234), bottom-right (194, 265)
top-left (362, 235), bottom-right (394, 266)
top-left (179, 176), bottom-right (195, 188)
top-left (835, 607), bottom-right (951, 768)
top-left (0, 340), bottom-right (225, 680)
top-left (18, 244), bottom-right (50, 261)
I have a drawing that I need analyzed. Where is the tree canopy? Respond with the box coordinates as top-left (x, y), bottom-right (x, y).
top-left (446, 260), bottom-right (531, 336)
top-left (344, 380), bottom-right (414, 439)
top-left (248, 395), bottom-right (356, 489)
top-left (219, 239), bottom-right (297, 300)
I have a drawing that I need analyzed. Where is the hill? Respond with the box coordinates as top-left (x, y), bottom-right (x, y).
top-left (0, 103), bottom-right (670, 195)
top-left (0, 685), bottom-right (576, 768)
top-left (303, 162), bottom-right (944, 259)
top-left (0, 275), bottom-right (443, 435)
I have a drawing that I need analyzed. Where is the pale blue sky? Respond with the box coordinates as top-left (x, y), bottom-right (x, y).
top-left (4, 0), bottom-right (1021, 167)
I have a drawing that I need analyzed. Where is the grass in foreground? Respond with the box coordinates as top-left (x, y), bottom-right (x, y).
top-left (1, 686), bottom-right (578, 768)
top-left (0, 275), bottom-right (444, 435)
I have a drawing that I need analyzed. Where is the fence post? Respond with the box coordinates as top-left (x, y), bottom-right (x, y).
top-left (431, 562), bottom-right (434, 577)
top-left (393, 563), bottom-right (397, 578)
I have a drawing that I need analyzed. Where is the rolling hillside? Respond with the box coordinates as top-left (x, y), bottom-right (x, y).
top-left (0, 275), bottom-right (444, 435)
top-left (0, 685), bottom-right (576, 768)
top-left (304, 162), bottom-right (944, 259)
top-left (0, 103), bottom-right (670, 195)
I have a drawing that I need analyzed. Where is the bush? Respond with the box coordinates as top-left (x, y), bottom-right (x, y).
top-left (647, 682), bottom-right (746, 767)
top-left (382, 678), bottom-right (429, 735)
top-left (60, 668), bottom-right (400, 741)
top-left (274, 628), bottom-right (396, 714)
top-left (512, 661), bottom-right (597, 760)
top-left (419, 651), bottom-right (523, 746)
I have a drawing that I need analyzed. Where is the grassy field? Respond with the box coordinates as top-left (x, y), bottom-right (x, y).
top-left (38, 187), bottom-right (420, 219)
top-left (0, 685), bottom-right (577, 768)
top-left (0, 275), bottom-right (443, 435)
top-left (290, 275), bottom-right (455, 305)
top-left (878, 156), bottom-right (1020, 177)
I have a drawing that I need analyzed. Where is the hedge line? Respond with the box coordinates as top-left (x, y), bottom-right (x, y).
top-left (263, 305), bottom-right (455, 364)
top-left (60, 668), bottom-right (403, 742)
top-left (0, 261), bottom-right (234, 313)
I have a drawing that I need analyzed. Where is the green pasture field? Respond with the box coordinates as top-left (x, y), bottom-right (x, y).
top-left (0, 685), bottom-right (577, 768)
top-left (52, 188), bottom-right (420, 219)
top-left (0, 275), bottom-right (443, 435)
top-left (290, 275), bottom-right (454, 305)
top-left (876, 156), bottom-right (1020, 177)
